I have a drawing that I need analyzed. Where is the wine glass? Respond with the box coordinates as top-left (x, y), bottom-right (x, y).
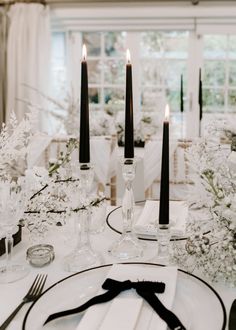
top-left (0, 180), bottom-right (29, 283)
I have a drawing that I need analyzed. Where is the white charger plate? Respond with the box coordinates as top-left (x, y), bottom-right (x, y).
top-left (23, 263), bottom-right (226, 330)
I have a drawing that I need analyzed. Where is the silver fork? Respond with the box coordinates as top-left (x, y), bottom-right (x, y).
top-left (0, 274), bottom-right (47, 330)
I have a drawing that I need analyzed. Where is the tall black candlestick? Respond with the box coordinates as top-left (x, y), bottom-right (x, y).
top-left (180, 74), bottom-right (184, 113)
top-left (124, 50), bottom-right (134, 159)
top-left (159, 105), bottom-right (169, 225)
top-left (79, 45), bottom-right (90, 163)
top-left (199, 68), bottom-right (203, 121)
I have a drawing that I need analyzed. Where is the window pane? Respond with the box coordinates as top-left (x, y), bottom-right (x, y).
top-left (141, 59), bottom-right (164, 86)
top-left (105, 32), bottom-right (126, 57)
top-left (51, 32), bottom-right (67, 98)
top-left (228, 35), bottom-right (236, 59)
top-left (140, 31), bottom-right (188, 58)
top-left (203, 61), bottom-right (225, 86)
top-left (166, 89), bottom-right (180, 112)
top-left (82, 32), bottom-right (101, 56)
top-left (141, 88), bottom-right (165, 112)
top-left (89, 87), bottom-right (100, 104)
top-left (104, 88), bottom-right (124, 105)
top-left (88, 60), bottom-right (101, 84)
top-left (203, 35), bottom-right (227, 59)
top-left (203, 88), bottom-right (224, 112)
top-left (141, 32), bottom-right (163, 57)
top-left (228, 90), bottom-right (236, 111)
top-left (104, 59), bottom-right (125, 84)
top-left (165, 61), bottom-right (186, 89)
top-left (229, 61), bottom-right (236, 86)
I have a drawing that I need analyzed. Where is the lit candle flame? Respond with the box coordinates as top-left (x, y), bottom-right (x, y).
top-left (126, 49), bottom-right (131, 64)
top-left (165, 104), bottom-right (170, 121)
top-left (82, 44), bottom-right (87, 61)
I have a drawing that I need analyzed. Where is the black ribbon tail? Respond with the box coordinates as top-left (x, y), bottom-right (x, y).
top-left (136, 288), bottom-right (186, 330)
top-left (43, 288), bottom-right (120, 325)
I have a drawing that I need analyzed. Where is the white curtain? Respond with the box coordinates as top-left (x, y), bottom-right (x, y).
top-left (6, 3), bottom-right (51, 131)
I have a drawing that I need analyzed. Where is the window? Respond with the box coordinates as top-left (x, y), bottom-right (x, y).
top-left (140, 31), bottom-right (189, 113)
top-left (51, 30), bottom-right (188, 116)
top-left (203, 34), bottom-right (236, 113)
top-left (51, 32), bottom-right (67, 100)
top-left (50, 27), bottom-right (236, 138)
top-left (82, 31), bottom-right (127, 113)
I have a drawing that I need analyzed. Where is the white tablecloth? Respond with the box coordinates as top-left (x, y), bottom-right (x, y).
top-left (0, 206), bottom-right (235, 330)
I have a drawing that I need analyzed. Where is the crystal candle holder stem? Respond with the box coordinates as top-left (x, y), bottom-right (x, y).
top-left (109, 158), bottom-right (143, 260)
top-left (64, 163), bottom-right (102, 272)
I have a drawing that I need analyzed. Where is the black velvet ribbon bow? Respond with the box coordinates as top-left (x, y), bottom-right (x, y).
top-left (44, 278), bottom-right (186, 330)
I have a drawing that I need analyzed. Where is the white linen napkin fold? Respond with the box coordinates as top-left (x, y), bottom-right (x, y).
top-left (134, 200), bottom-right (188, 237)
top-left (76, 264), bottom-right (178, 330)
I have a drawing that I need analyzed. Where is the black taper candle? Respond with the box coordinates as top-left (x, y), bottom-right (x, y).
top-left (124, 49), bottom-right (134, 159)
top-left (198, 68), bottom-right (203, 121)
top-left (180, 74), bottom-right (184, 113)
top-left (159, 105), bottom-right (169, 225)
top-left (79, 45), bottom-right (90, 163)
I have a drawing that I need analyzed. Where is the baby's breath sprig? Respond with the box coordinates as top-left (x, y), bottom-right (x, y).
top-left (48, 138), bottom-right (79, 176)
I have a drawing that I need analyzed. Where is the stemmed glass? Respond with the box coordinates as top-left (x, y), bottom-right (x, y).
top-left (0, 180), bottom-right (29, 283)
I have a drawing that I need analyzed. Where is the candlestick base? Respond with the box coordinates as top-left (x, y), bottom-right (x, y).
top-left (156, 224), bottom-right (171, 265)
top-left (109, 233), bottom-right (143, 260)
top-left (64, 246), bottom-right (102, 272)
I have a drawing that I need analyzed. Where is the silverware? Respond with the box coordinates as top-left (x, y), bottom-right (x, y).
top-left (229, 299), bottom-right (236, 330)
top-left (0, 274), bottom-right (47, 330)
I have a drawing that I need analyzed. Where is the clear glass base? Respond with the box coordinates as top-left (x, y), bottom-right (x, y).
top-left (156, 225), bottom-right (171, 265)
top-left (0, 264), bottom-right (29, 283)
top-left (109, 233), bottom-right (143, 260)
top-left (63, 247), bottom-right (102, 272)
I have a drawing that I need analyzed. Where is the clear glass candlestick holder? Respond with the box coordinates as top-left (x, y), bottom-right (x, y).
top-left (156, 224), bottom-right (171, 264)
top-left (109, 158), bottom-right (143, 260)
top-left (64, 163), bottom-right (102, 272)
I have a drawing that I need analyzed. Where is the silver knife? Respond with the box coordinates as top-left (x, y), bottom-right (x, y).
top-left (229, 299), bottom-right (236, 330)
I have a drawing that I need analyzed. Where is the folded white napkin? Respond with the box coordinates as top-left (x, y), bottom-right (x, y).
top-left (134, 200), bottom-right (188, 237)
top-left (76, 264), bottom-right (178, 330)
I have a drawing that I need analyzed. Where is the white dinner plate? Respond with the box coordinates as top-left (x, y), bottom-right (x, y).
top-left (23, 262), bottom-right (226, 330)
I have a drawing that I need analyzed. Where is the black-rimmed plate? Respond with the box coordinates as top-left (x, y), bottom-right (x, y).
top-left (106, 201), bottom-right (189, 242)
top-left (23, 262), bottom-right (226, 330)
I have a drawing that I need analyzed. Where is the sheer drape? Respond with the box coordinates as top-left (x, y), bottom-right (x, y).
top-left (6, 3), bottom-right (51, 130)
top-left (0, 7), bottom-right (8, 127)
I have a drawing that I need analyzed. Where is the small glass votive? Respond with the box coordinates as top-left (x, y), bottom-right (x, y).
top-left (26, 244), bottom-right (55, 267)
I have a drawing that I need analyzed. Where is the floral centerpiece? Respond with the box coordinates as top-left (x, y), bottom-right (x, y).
top-left (173, 129), bottom-right (236, 286)
top-left (23, 138), bottom-right (106, 238)
top-left (0, 107), bottom-right (105, 239)
top-left (0, 108), bottom-right (37, 180)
